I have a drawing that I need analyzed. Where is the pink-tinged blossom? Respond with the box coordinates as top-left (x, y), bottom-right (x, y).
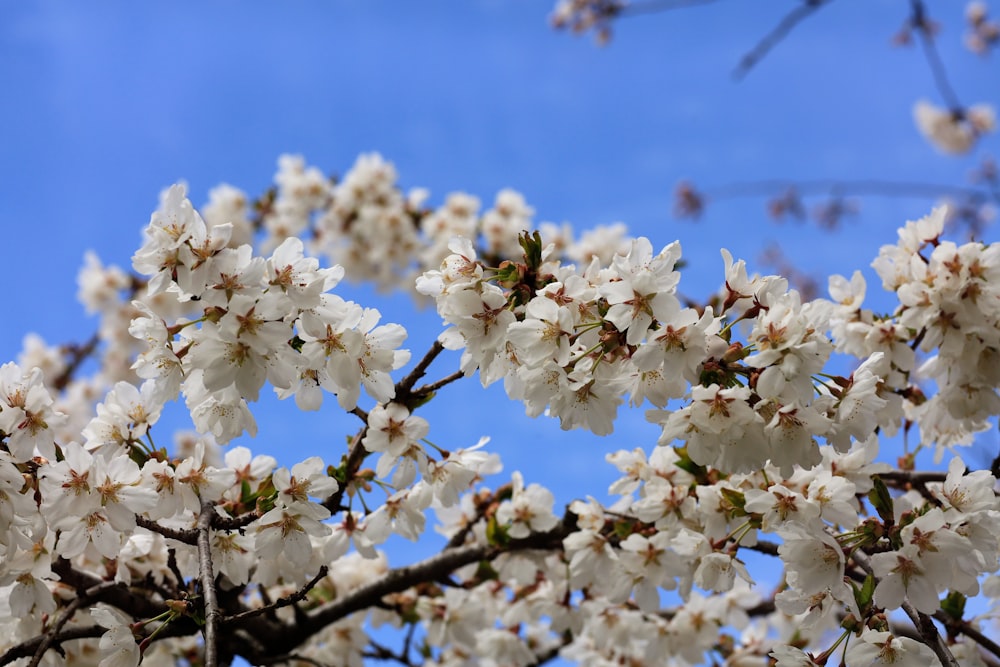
top-left (363, 403), bottom-right (429, 461)
top-left (82, 380), bottom-right (163, 451)
top-left (172, 440), bottom-right (238, 511)
top-left (776, 528), bottom-right (845, 595)
top-left (913, 99), bottom-right (995, 155)
top-left (693, 552), bottom-right (754, 593)
top-left (0, 362), bottom-right (65, 462)
top-left (255, 505), bottom-right (331, 569)
top-left (845, 629), bottom-right (936, 667)
top-left (182, 369), bottom-right (258, 443)
top-left (92, 605), bottom-right (141, 667)
top-left (933, 456), bottom-right (998, 518)
top-left (273, 456), bottom-right (338, 518)
top-left (600, 239), bottom-right (681, 345)
top-left (267, 236), bottom-right (344, 310)
top-left (506, 295), bottom-right (575, 367)
top-left (870, 544), bottom-right (941, 613)
top-left (496, 471), bottom-right (559, 538)
top-left (829, 352), bottom-right (888, 452)
top-left (745, 484), bottom-right (820, 532)
top-left (357, 310), bottom-right (410, 407)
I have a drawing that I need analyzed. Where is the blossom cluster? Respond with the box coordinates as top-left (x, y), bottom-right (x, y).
top-left (1, 158), bottom-right (999, 667)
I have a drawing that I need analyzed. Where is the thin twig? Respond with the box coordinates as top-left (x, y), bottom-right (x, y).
top-left (198, 500), bottom-right (221, 667)
top-left (213, 510), bottom-right (260, 532)
top-left (365, 639), bottom-right (413, 666)
top-left (397, 341), bottom-right (446, 395)
top-left (254, 654), bottom-right (330, 667)
top-left (744, 540), bottom-right (780, 557)
top-left (702, 178), bottom-right (992, 202)
top-left (411, 370), bottom-right (466, 397)
top-left (322, 425), bottom-right (368, 513)
top-left (53, 333), bottom-right (101, 391)
top-left (733, 0), bottom-right (834, 80)
top-left (137, 514), bottom-right (198, 544)
top-left (223, 567), bottom-right (329, 624)
top-left (27, 581), bottom-right (117, 667)
top-left (876, 470), bottom-right (947, 484)
top-left (621, 0), bottom-right (726, 17)
top-left (910, 0), bottom-right (962, 110)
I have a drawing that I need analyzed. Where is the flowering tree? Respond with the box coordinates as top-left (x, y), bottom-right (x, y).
top-left (0, 150), bottom-right (998, 667)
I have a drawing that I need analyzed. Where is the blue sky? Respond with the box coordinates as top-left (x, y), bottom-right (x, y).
top-left (1, 0), bottom-right (997, 596)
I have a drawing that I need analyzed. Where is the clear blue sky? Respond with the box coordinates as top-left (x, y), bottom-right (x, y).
top-left (1, 0), bottom-right (996, 578)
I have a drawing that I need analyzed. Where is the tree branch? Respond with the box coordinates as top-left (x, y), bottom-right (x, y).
top-left (223, 567), bottom-right (329, 624)
top-left (1, 626), bottom-right (105, 666)
top-left (26, 581), bottom-right (117, 667)
top-left (411, 370), bottom-right (465, 397)
top-left (289, 522), bottom-right (572, 651)
top-left (136, 514), bottom-right (198, 544)
top-left (910, 0), bottom-right (962, 110)
top-left (397, 340), bottom-right (445, 396)
top-left (621, 0), bottom-right (726, 17)
top-left (700, 178), bottom-right (993, 204)
top-left (901, 601), bottom-right (960, 667)
top-left (198, 500), bottom-right (222, 667)
top-left (933, 611), bottom-right (1000, 663)
top-left (733, 0), bottom-right (834, 80)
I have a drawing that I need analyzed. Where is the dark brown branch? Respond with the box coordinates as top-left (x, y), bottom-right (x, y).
top-left (901, 602), bottom-right (959, 667)
top-left (365, 639), bottom-right (414, 666)
top-left (324, 341), bottom-right (450, 513)
top-left (1, 626), bottom-right (105, 665)
top-left (744, 540), bottom-right (781, 557)
top-left (527, 643), bottom-right (566, 667)
top-left (397, 341), bottom-right (445, 396)
top-left (224, 567), bottom-right (329, 624)
top-left (878, 470), bottom-right (947, 484)
top-left (933, 611), bottom-right (1000, 663)
top-left (26, 581), bottom-right (117, 667)
top-left (52, 333), bottom-right (101, 392)
top-left (322, 425), bottom-right (368, 513)
top-left (287, 521), bottom-right (572, 650)
top-left (137, 514), bottom-right (198, 544)
top-left (255, 654), bottom-right (330, 667)
top-left (733, 0), bottom-right (834, 80)
top-left (213, 510), bottom-right (261, 532)
top-left (198, 500), bottom-right (222, 667)
top-left (411, 370), bottom-right (466, 397)
top-left (52, 558), bottom-right (169, 619)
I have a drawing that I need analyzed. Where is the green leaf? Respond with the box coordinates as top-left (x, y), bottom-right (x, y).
top-left (941, 591), bottom-right (966, 621)
top-left (868, 476), bottom-right (894, 525)
top-left (719, 487), bottom-right (747, 515)
top-left (486, 516), bottom-right (510, 547)
top-left (518, 230), bottom-right (543, 271)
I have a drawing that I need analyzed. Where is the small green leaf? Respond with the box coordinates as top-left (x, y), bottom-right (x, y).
top-left (868, 476), bottom-right (894, 525)
top-left (518, 230), bottom-right (544, 271)
top-left (852, 572), bottom-right (876, 611)
top-left (486, 516), bottom-right (510, 547)
top-left (941, 591), bottom-right (966, 621)
top-left (719, 487), bottom-right (747, 515)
